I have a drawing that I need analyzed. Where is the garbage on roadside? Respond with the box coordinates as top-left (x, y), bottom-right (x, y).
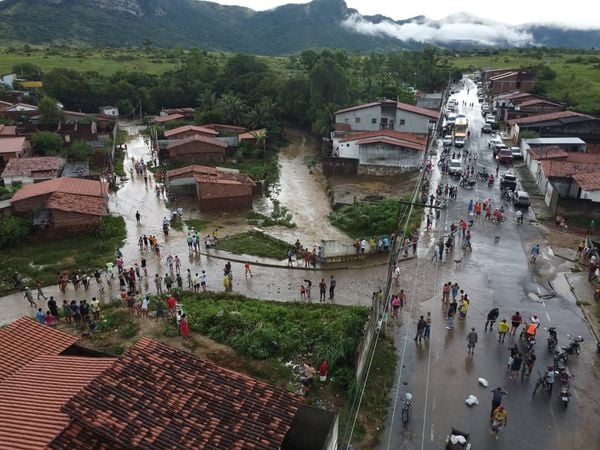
top-left (465, 395), bottom-right (479, 406)
top-left (478, 377), bottom-right (489, 387)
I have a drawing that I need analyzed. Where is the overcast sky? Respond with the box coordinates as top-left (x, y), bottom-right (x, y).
top-left (210, 0), bottom-right (598, 27)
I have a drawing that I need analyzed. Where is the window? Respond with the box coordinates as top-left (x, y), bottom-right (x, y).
top-left (399, 119), bottom-right (405, 125)
top-left (389, 120), bottom-right (394, 129)
top-left (355, 117), bottom-right (361, 123)
top-left (344, 118), bottom-right (349, 123)
top-left (371, 118), bottom-right (377, 124)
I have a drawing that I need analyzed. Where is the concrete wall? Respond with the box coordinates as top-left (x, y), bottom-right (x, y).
top-left (579, 189), bottom-right (600, 202)
top-left (197, 183), bottom-right (253, 211)
top-left (336, 105), bottom-right (433, 134)
top-left (3, 175), bottom-right (34, 185)
top-left (321, 157), bottom-right (358, 176)
top-left (358, 164), bottom-right (410, 176)
top-left (358, 144), bottom-right (422, 168)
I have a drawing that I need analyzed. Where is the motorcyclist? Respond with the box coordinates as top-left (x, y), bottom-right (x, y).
top-left (545, 366), bottom-right (555, 393)
top-left (487, 174), bottom-right (494, 185)
top-left (515, 210), bottom-right (523, 224)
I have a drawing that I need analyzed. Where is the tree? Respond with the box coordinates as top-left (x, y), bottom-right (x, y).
top-left (218, 93), bottom-right (246, 126)
top-left (63, 140), bottom-right (93, 161)
top-left (31, 131), bottom-right (63, 155)
top-left (0, 216), bottom-right (33, 249)
top-left (38, 97), bottom-right (64, 124)
top-left (12, 62), bottom-right (42, 80)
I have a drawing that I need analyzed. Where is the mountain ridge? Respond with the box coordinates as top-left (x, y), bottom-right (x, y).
top-left (0, 0), bottom-right (598, 53)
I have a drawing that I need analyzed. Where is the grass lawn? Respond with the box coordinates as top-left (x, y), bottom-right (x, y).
top-left (217, 230), bottom-right (292, 259)
top-left (0, 216), bottom-right (126, 295)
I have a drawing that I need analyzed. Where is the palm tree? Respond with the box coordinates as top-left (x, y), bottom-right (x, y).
top-left (218, 93), bottom-right (246, 125)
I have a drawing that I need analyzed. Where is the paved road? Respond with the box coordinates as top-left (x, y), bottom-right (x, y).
top-left (377, 77), bottom-right (600, 450)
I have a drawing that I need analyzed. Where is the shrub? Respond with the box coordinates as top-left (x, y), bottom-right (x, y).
top-left (0, 216), bottom-right (33, 249)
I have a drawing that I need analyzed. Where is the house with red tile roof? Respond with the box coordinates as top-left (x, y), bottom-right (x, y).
top-left (0, 123), bottom-right (17, 137)
top-left (487, 70), bottom-right (535, 96)
top-left (167, 165), bottom-right (256, 210)
top-left (10, 177), bottom-right (109, 235)
top-left (508, 111), bottom-right (600, 144)
top-left (331, 129), bottom-right (427, 175)
top-left (1, 156), bottom-right (65, 185)
top-left (335, 98), bottom-right (439, 135)
top-left (164, 124), bottom-right (218, 139)
top-left (165, 134), bottom-right (228, 164)
top-left (0, 136), bottom-right (28, 163)
top-left (201, 123), bottom-right (248, 135)
top-left (572, 173), bottom-right (600, 202)
top-left (50, 338), bottom-right (338, 450)
top-left (0, 317), bottom-right (117, 450)
top-left (152, 113), bottom-right (185, 124)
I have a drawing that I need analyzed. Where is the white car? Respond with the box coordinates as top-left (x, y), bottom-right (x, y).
top-left (454, 137), bottom-right (465, 148)
top-left (443, 135), bottom-right (453, 147)
top-left (448, 159), bottom-right (462, 175)
top-left (510, 147), bottom-right (523, 159)
top-left (488, 136), bottom-right (503, 148)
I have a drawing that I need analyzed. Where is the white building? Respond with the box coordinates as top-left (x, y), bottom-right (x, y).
top-left (335, 99), bottom-right (439, 135)
top-left (99, 106), bottom-right (119, 117)
top-left (572, 173), bottom-right (600, 202)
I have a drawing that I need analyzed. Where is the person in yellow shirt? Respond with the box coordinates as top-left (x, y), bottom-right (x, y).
top-left (497, 319), bottom-right (509, 343)
top-left (491, 405), bottom-right (508, 439)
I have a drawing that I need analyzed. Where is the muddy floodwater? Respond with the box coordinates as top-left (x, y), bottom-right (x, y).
top-left (255, 130), bottom-right (351, 246)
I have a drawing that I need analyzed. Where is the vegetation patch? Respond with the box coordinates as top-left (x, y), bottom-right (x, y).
top-left (246, 199), bottom-right (295, 228)
top-left (184, 219), bottom-right (211, 233)
top-left (330, 199), bottom-right (421, 239)
top-left (182, 292), bottom-right (369, 391)
top-left (0, 216), bottom-right (126, 295)
top-left (216, 230), bottom-right (292, 259)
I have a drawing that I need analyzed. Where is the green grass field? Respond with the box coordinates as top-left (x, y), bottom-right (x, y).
top-left (1, 46), bottom-right (295, 77)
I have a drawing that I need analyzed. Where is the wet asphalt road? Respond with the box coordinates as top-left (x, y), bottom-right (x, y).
top-left (377, 78), bottom-right (600, 450)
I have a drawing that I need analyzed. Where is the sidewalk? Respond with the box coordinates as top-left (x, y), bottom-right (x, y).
top-left (564, 271), bottom-right (600, 342)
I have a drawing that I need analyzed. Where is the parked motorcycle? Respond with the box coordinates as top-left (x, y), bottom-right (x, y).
top-left (553, 350), bottom-right (568, 371)
top-left (558, 372), bottom-right (572, 408)
top-left (562, 335), bottom-right (584, 356)
top-left (547, 327), bottom-right (558, 353)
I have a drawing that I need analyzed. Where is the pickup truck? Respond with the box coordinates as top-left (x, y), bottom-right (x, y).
top-left (500, 172), bottom-right (518, 191)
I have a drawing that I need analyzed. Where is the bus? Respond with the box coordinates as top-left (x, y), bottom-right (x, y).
top-left (454, 115), bottom-right (468, 147)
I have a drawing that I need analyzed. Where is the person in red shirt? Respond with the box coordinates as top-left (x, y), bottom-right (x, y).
top-left (319, 359), bottom-right (329, 382)
top-left (510, 311), bottom-right (522, 336)
top-left (166, 295), bottom-right (176, 318)
top-left (179, 313), bottom-right (190, 338)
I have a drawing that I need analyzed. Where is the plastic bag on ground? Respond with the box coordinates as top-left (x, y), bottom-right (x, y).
top-left (465, 394), bottom-right (479, 406)
top-left (478, 377), bottom-right (489, 387)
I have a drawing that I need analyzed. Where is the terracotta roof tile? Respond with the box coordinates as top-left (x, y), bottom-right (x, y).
top-left (0, 124), bottom-right (17, 135)
top-left (238, 129), bottom-right (266, 140)
top-left (572, 172), bottom-right (600, 191)
top-left (0, 355), bottom-right (116, 450)
top-left (517, 98), bottom-right (562, 108)
top-left (50, 421), bottom-right (125, 450)
top-left (0, 317), bottom-right (78, 382)
top-left (527, 147), bottom-right (569, 160)
top-left (1, 156), bottom-right (65, 178)
top-left (57, 338), bottom-right (302, 450)
top-left (153, 113), bottom-right (184, 123)
top-left (339, 129), bottom-right (427, 147)
top-left (46, 192), bottom-right (108, 216)
top-left (336, 99), bottom-right (440, 119)
top-left (508, 110), bottom-right (591, 126)
top-left (166, 164), bottom-right (220, 179)
top-left (10, 178), bottom-right (108, 203)
top-left (164, 125), bottom-right (218, 138)
top-left (167, 134), bottom-right (228, 149)
top-left (0, 136), bottom-right (26, 153)
top-left (540, 159), bottom-right (600, 177)
top-left (355, 136), bottom-right (425, 151)
top-left (201, 123), bottom-right (248, 133)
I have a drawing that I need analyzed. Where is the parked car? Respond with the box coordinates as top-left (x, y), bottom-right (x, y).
top-left (513, 191), bottom-right (531, 207)
top-left (449, 159), bottom-right (463, 175)
top-left (485, 114), bottom-right (496, 124)
top-left (493, 144), bottom-right (508, 158)
top-left (481, 123), bottom-right (493, 134)
top-left (500, 172), bottom-right (518, 191)
top-left (481, 104), bottom-right (490, 114)
top-left (497, 149), bottom-right (514, 164)
top-left (510, 147), bottom-right (523, 159)
top-left (446, 113), bottom-right (457, 126)
top-left (454, 137), bottom-right (465, 147)
top-left (488, 136), bottom-right (503, 148)
top-left (443, 135), bottom-right (453, 147)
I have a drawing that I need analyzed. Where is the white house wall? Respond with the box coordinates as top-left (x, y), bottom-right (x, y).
top-left (358, 144), bottom-right (421, 168)
top-left (336, 106), bottom-right (432, 134)
top-left (579, 189), bottom-right (600, 202)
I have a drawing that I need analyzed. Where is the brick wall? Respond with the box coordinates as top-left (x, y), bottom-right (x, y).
top-left (197, 183), bottom-right (252, 210)
top-left (168, 141), bottom-right (225, 164)
top-left (11, 194), bottom-right (52, 214)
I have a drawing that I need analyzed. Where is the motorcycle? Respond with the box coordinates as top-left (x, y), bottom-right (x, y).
top-left (459, 179), bottom-right (477, 188)
top-left (547, 327), bottom-right (558, 353)
top-left (553, 350), bottom-right (568, 371)
top-left (487, 175), bottom-right (494, 187)
top-left (562, 335), bottom-right (584, 356)
top-left (476, 170), bottom-right (489, 181)
top-left (558, 372), bottom-right (572, 408)
top-left (520, 329), bottom-right (536, 351)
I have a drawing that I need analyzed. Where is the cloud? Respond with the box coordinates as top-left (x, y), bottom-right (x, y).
top-left (342, 13), bottom-right (535, 47)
